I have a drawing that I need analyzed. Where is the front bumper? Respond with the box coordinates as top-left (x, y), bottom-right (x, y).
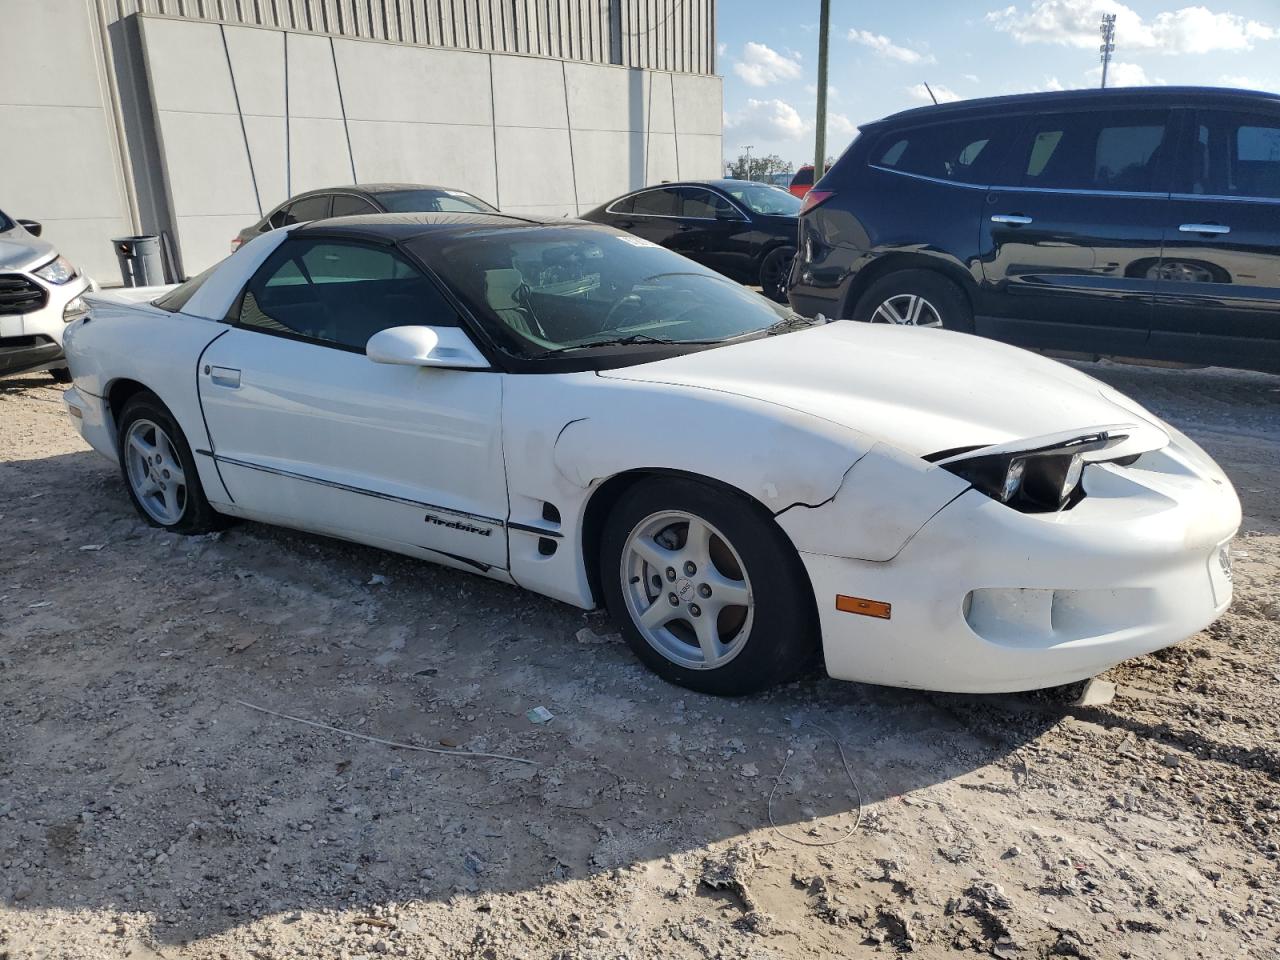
top-left (0, 272), bottom-right (90, 376)
top-left (806, 439), bottom-right (1241, 693)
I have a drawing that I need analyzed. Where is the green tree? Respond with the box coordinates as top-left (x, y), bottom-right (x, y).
top-left (724, 152), bottom-right (794, 181)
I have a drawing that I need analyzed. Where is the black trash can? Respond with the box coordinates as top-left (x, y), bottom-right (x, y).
top-left (111, 235), bottom-right (164, 287)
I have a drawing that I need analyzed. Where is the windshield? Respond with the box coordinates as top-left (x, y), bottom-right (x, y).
top-left (378, 189), bottom-right (497, 215)
top-left (721, 182), bottom-right (802, 217)
top-left (412, 226), bottom-right (789, 359)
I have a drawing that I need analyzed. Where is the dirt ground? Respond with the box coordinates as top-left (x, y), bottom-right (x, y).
top-left (1, 358), bottom-right (1278, 960)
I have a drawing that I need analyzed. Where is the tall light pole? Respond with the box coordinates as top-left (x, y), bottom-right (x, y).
top-left (741, 144), bottom-right (754, 180)
top-left (814, 0), bottom-right (831, 179)
top-left (1099, 13), bottom-right (1116, 88)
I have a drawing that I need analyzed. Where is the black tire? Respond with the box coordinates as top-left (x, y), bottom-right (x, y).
top-left (117, 390), bottom-right (225, 534)
top-left (600, 477), bottom-right (818, 696)
top-left (852, 269), bottom-right (974, 332)
top-left (758, 245), bottom-right (796, 304)
top-left (48, 366), bottom-right (72, 384)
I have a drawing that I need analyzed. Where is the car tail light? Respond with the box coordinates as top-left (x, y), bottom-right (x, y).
top-left (230, 237), bottom-right (243, 253)
top-left (799, 190), bottom-right (836, 215)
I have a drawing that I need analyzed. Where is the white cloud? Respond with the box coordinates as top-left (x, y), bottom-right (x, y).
top-left (828, 113), bottom-right (859, 138)
top-left (987, 1), bottom-right (1278, 55)
top-left (848, 29), bottom-right (935, 64)
top-left (1216, 74), bottom-right (1278, 91)
top-left (716, 42), bottom-right (727, 57)
top-left (962, 73), bottom-right (981, 82)
top-left (907, 83), bottom-right (962, 103)
top-left (1086, 60), bottom-right (1156, 85)
top-left (732, 42), bottom-right (803, 87)
top-left (724, 98), bottom-right (812, 141)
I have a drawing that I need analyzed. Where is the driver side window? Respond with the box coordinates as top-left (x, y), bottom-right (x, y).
top-left (233, 239), bottom-right (459, 352)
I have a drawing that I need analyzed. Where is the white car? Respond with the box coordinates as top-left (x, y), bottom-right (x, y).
top-left (62, 214), bottom-right (1241, 695)
top-left (1, 211), bottom-right (92, 381)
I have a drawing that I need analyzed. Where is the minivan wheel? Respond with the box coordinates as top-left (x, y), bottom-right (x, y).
top-left (853, 269), bottom-right (974, 333)
top-left (759, 246), bottom-right (796, 304)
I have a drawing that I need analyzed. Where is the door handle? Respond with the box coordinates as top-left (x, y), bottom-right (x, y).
top-left (1179, 223), bottom-right (1230, 235)
top-left (990, 214), bottom-right (1034, 225)
top-left (206, 365), bottom-right (241, 388)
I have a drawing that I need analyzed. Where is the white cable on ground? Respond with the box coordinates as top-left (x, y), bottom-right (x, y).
top-left (235, 699), bottom-right (536, 765)
top-left (767, 717), bottom-right (863, 846)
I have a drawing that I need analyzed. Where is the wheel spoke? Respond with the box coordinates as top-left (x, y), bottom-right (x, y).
top-left (130, 432), bottom-right (156, 460)
top-left (638, 597), bottom-right (673, 630)
top-left (631, 535), bottom-right (678, 572)
top-left (161, 483), bottom-right (180, 519)
top-left (683, 519), bottom-right (713, 571)
top-left (693, 615), bottom-right (724, 664)
top-left (906, 295), bottom-right (926, 324)
top-left (166, 461), bottom-right (187, 487)
top-left (704, 572), bottom-right (750, 608)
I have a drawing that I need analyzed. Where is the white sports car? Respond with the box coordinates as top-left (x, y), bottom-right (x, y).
top-left (63, 213), bottom-right (1241, 695)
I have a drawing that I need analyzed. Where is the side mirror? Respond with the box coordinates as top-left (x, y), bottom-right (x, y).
top-left (17, 219), bottom-right (42, 237)
top-left (366, 325), bottom-right (489, 370)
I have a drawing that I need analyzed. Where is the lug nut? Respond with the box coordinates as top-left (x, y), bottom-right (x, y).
top-left (689, 603), bottom-right (701, 617)
top-left (684, 561), bottom-right (697, 575)
top-left (666, 567), bottom-right (676, 582)
top-left (668, 593), bottom-right (679, 606)
top-left (698, 584), bottom-right (711, 598)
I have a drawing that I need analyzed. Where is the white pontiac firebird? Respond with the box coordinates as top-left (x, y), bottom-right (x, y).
top-left (62, 213), bottom-right (1241, 696)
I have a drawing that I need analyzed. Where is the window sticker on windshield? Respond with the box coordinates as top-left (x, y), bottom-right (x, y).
top-left (616, 235), bottom-right (658, 248)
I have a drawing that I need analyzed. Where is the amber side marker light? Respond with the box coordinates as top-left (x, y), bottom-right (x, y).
top-left (836, 595), bottom-right (892, 619)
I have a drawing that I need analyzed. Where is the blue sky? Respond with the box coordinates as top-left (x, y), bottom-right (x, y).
top-left (716, 0), bottom-right (1280, 169)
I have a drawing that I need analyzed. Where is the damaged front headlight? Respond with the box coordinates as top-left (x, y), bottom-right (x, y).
top-left (935, 431), bottom-right (1124, 512)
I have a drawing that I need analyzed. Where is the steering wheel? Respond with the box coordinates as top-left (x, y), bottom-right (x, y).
top-left (602, 292), bottom-right (644, 329)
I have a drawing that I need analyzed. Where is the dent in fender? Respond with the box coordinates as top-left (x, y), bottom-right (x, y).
top-left (775, 442), bottom-right (970, 561)
top-left (550, 412), bottom-right (864, 513)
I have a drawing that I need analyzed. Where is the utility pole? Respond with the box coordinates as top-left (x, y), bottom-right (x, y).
top-left (741, 144), bottom-right (754, 180)
top-left (814, 0), bottom-right (831, 180)
top-left (1099, 13), bottom-right (1116, 88)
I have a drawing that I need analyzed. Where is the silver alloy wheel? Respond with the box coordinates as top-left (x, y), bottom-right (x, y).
top-left (870, 293), bottom-right (943, 327)
top-left (123, 418), bottom-right (188, 526)
top-left (620, 510), bottom-right (754, 671)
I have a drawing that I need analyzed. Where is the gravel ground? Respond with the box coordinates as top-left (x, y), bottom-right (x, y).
top-left (1, 358), bottom-right (1278, 960)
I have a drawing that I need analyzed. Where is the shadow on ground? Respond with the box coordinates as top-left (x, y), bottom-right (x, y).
top-left (0, 447), bottom-right (1070, 947)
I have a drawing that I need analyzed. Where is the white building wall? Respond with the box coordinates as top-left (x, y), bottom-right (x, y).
top-left (0, 0), bottom-right (135, 279)
top-left (137, 16), bottom-right (722, 273)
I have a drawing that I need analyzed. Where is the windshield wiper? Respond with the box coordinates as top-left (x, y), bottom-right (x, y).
top-left (529, 332), bottom-right (737, 357)
top-left (765, 313), bottom-right (824, 336)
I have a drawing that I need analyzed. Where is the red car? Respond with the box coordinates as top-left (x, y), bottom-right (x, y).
top-left (788, 165), bottom-right (814, 197)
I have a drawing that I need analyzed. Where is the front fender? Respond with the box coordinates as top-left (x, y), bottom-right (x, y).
top-left (774, 441), bottom-right (970, 561)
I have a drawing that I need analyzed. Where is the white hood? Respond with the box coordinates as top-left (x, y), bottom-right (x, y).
top-left (0, 227), bottom-right (55, 272)
top-left (600, 322), bottom-right (1169, 458)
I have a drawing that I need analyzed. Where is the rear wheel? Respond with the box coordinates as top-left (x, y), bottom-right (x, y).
top-left (600, 478), bottom-right (818, 696)
top-left (853, 269), bottom-right (973, 332)
top-left (758, 245), bottom-right (796, 304)
top-left (117, 391), bottom-right (224, 534)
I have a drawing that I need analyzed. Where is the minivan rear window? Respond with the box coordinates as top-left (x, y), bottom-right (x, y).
top-left (870, 117), bottom-right (1018, 185)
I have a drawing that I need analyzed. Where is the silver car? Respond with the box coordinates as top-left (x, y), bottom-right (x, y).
top-left (0, 211), bottom-right (92, 382)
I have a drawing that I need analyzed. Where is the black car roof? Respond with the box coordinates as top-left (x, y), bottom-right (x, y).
top-left (621, 178), bottom-right (789, 192)
top-left (295, 211), bottom-right (589, 240)
top-left (290, 182), bottom-right (474, 199)
top-left (872, 85), bottom-right (1280, 128)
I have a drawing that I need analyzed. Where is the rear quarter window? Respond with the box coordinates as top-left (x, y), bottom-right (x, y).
top-left (870, 116), bottom-right (1019, 185)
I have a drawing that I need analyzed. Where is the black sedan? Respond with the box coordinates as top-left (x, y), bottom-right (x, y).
top-left (232, 182), bottom-right (498, 252)
top-left (581, 179), bottom-right (800, 302)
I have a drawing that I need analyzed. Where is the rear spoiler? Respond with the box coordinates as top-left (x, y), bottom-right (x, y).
top-left (84, 285), bottom-right (176, 307)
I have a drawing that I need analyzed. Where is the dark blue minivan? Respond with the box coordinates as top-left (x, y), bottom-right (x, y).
top-left (788, 86), bottom-right (1280, 373)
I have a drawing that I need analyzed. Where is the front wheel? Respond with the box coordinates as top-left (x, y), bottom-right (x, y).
top-left (853, 269), bottom-right (973, 332)
top-left (117, 391), bottom-right (225, 534)
top-left (758, 245), bottom-right (796, 304)
top-left (600, 478), bottom-right (818, 696)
